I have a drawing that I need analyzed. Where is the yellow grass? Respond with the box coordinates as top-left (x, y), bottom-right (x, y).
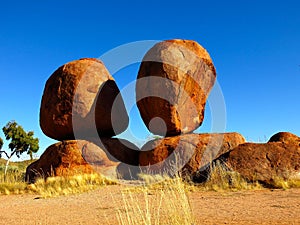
top-left (271, 176), bottom-right (300, 189)
top-left (196, 161), bottom-right (263, 191)
top-left (1, 159), bottom-right (300, 225)
top-left (0, 172), bottom-right (117, 197)
top-left (0, 159), bottom-right (299, 197)
top-left (27, 173), bottom-right (117, 198)
top-left (115, 175), bottom-right (195, 225)
top-left (0, 160), bottom-right (32, 195)
top-left (0, 159), bottom-right (117, 197)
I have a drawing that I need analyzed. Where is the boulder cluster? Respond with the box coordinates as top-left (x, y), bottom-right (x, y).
top-left (26, 58), bottom-right (140, 183)
top-left (26, 40), bottom-right (300, 186)
top-left (135, 40), bottom-right (246, 178)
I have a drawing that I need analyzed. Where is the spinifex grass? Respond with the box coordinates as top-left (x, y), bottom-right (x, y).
top-left (269, 175), bottom-right (300, 189)
top-left (0, 160), bottom-right (32, 195)
top-left (196, 161), bottom-right (300, 191)
top-left (196, 161), bottom-right (263, 191)
top-left (0, 160), bottom-right (117, 196)
top-left (0, 159), bottom-right (299, 200)
top-left (115, 175), bottom-right (196, 225)
top-left (0, 159), bottom-right (117, 197)
top-left (27, 173), bottom-right (117, 198)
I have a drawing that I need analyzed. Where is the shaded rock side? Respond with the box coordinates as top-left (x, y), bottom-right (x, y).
top-left (87, 137), bottom-right (140, 166)
top-left (136, 39), bottom-right (216, 136)
top-left (82, 137), bottom-right (141, 180)
top-left (40, 58), bottom-right (128, 141)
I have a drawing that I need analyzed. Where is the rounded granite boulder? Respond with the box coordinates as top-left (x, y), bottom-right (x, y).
top-left (40, 58), bottom-right (128, 141)
top-left (25, 140), bottom-right (118, 183)
top-left (136, 39), bottom-right (216, 136)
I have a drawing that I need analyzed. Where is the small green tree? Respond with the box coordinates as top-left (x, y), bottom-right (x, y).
top-left (0, 121), bottom-right (39, 178)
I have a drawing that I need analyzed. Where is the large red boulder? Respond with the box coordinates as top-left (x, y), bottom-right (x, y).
top-left (219, 142), bottom-right (300, 184)
top-left (136, 40), bottom-right (216, 136)
top-left (25, 140), bottom-right (118, 183)
top-left (40, 58), bottom-right (128, 141)
top-left (139, 133), bottom-right (245, 179)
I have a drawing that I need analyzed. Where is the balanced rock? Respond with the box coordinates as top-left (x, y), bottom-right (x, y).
top-left (40, 58), bottom-right (128, 141)
top-left (219, 142), bottom-right (300, 184)
top-left (139, 133), bottom-right (245, 179)
top-left (136, 39), bottom-right (216, 136)
top-left (25, 140), bottom-right (118, 183)
top-left (268, 132), bottom-right (300, 144)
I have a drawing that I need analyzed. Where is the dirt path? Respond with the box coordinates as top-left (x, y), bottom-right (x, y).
top-left (0, 187), bottom-right (299, 225)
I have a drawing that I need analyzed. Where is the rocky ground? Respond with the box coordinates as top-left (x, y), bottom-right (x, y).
top-left (0, 186), bottom-right (299, 225)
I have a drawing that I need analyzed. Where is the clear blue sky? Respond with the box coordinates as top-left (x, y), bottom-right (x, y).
top-left (0, 0), bottom-right (299, 160)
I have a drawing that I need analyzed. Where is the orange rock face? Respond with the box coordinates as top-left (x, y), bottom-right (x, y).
top-left (139, 133), bottom-right (245, 178)
top-left (25, 140), bottom-right (118, 183)
top-left (40, 58), bottom-right (128, 141)
top-left (136, 40), bottom-right (216, 136)
top-left (221, 142), bottom-right (300, 184)
top-left (268, 132), bottom-right (300, 144)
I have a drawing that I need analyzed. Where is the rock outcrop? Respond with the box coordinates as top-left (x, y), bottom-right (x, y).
top-left (136, 39), bottom-right (216, 136)
top-left (268, 132), bottom-right (300, 144)
top-left (33, 41), bottom-right (299, 187)
top-left (26, 140), bottom-right (118, 183)
top-left (40, 58), bottom-right (128, 141)
top-left (138, 133), bottom-right (245, 179)
top-left (219, 142), bottom-right (300, 184)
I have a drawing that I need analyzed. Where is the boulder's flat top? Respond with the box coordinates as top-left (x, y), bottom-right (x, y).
top-left (0, 186), bottom-right (299, 224)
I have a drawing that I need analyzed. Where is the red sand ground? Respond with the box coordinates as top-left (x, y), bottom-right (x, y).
top-left (0, 186), bottom-right (299, 224)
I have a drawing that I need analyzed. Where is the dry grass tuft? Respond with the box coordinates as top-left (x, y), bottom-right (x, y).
top-left (27, 173), bottom-right (117, 198)
top-left (0, 160), bottom-right (117, 197)
top-left (195, 161), bottom-right (263, 191)
top-left (270, 176), bottom-right (300, 190)
top-left (0, 162), bottom-right (117, 197)
top-left (0, 161), bottom-right (31, 195)
top-left (115, 175), bottom-right (195, 225)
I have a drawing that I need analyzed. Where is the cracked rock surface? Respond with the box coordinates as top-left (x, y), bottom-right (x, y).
top-left (25, 140), bottom-right (119, 183)
top-left (40, 58), bottom-right (128, 141)
top-left (138, 132), bottom-right (245, 179)
top-left (268, 131), bottom-right (300, 144)
top-left (136, 39), bottom-right (216, 136)
top-left (219, 141), bottom-right (300, 184)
